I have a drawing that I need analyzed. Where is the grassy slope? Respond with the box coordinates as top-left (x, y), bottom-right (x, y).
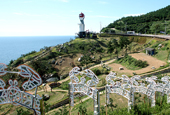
top-left (3, 35), bottom-right (170, 114)
top-left (44, 36), bottom-right (170, 115)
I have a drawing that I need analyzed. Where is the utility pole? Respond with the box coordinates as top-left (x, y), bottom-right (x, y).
top-left (125, 22), bottom-right (127, 34)
top-left (100, 22), bottom-right (102, 33)
top-left (165, 20), bottom-right (167, 35)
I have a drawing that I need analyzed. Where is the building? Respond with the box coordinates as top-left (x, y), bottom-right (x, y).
top-left (145, 47), bottom-right (155, 56)
top-left (127, 31), bottom-right (135, 34)
top-left (78, 12), bottom-right (86, 38)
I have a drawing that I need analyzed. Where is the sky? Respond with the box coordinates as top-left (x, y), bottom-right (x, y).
top-left (0, 0), bottom-right (170, 36)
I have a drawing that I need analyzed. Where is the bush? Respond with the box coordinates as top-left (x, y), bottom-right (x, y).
top-left (116, 55), bottom-right (148, 69)
top-left (59, 81), bottom-right (69, 90)
top-left (12, 58), bottom-right (24, 67)
top-left (92, 68), bottom-right (101, 76)
top-left (17, 108), bottom-right (30, 115)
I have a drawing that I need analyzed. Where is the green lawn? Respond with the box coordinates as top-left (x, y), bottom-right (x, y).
top-left (154, 50), bottom-right (169, 61)
top-left (70, 92), bottom-right (128, 115)
top-left (23, 51), bottom-right (43, 60)
top-left (38, 91), bottom-right (68, 106)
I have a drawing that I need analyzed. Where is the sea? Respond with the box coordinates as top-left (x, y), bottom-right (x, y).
top-left (0, 36), bottom-right (75, 65)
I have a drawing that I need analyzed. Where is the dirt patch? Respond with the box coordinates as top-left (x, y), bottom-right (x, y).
top-left (109, 53), bottom-right (166, 76)
top-left (53, 54), bottom-right (82, 75)
top-left (118, 98), bottom-right (124, 103)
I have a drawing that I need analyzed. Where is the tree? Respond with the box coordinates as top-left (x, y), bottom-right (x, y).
top-left (150, 22), bottom-right (162, 34)
top-left (80, 52), bottom-right (92, 67)
top-left (55, 105), bottom-right (69, 115)
top-left (107, 41), bottom-right (114, 53)
top-left (108, 98), bottom-right (117, 111)
top-left (112, 39), bottom-right (120, 58)
top-left (100, 105), bottom-right (105, 115)
top-left (78, 105), bottom-right (87, 115)
top-left (119, 37), bottom-right (131, 55)
top-left (17, 108), bottom-right (30, 115)
top-left (44, 102), bottom-right (51, 113)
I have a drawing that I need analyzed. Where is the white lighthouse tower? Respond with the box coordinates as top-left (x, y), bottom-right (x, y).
top-left (78, 12), bottom-right (86, 38)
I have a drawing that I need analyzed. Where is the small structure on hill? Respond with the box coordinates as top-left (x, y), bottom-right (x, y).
top-left (127, 31), bottom-right (135, 34)
top-left (77, 13), bottom-right (97, 39)
top-left (78, 12), bottom-right (86, 38)
top-left (145, 47), bottom-right (155, 56)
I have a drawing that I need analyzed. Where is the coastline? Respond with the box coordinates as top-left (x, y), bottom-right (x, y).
top-left (0, 36), bottom-right (75, 65)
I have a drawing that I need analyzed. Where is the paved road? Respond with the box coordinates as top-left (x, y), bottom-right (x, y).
top-left (111, 33), bottom-right (170, 40)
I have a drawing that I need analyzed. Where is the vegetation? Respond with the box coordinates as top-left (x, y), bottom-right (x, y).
top-left (3, 21), bottom-right (170, 115)
top-left (16, 108), bottom-right (31, 115)
top-left (104, 93), bottom-right (170, 115)
top-left (115, 55), bottom-right (148, 70)
top-left (54, 105), bottom-right (69, 115)
top-left (91, 67), bottom-right (109, 76)
top-left (107, 36), bottom-right (132, 58)
top-left (102, 5), bottom-right (170, 34)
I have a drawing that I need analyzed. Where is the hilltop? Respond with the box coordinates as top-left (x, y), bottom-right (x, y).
top-left (5, 34), bottom-right (169, 83)
top-left (102, 5), bottom-right (170, 34)
top-left (2, 34), bottom-right (170, 114)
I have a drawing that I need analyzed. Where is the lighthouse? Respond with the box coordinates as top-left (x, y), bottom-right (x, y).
top-left (78, 12), bottom-right (86, 38)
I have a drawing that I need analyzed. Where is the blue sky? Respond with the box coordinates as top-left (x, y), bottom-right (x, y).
top-left (0, 0), bottom-right (170, 36)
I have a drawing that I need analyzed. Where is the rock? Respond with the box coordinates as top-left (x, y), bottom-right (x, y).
top-left (60, 60), bottom-right (62, 63)
top-left (42, 83), bottom-right (46, 86)
top-left (82, 67), bottom-right (84, 70)
top-left (119, 67), bottom-right (124, 70)
top-left (151, 66), bottom-right (156, 69)
top-left (55, 61), bottom-right (58, 65)
top-left (158, 44), bottom-right (162, 47)
top-left (51, 60), bottom-right (55, 64)
top-left (60, 76), bottom-right (63, 80)
top-left (43, 94), bottom-right (50, 101)
top-left (160, 65), bottom-right (164, 67)
top-left (59, 56), bottom-right (62, 58)
top-left (62, 58), bottom-right (65, 61)
top-left (78, 58), bottom-right (81, 62)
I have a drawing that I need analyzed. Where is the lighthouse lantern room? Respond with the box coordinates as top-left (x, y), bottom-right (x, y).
top-left (78, 12), bottom-right (86, 38)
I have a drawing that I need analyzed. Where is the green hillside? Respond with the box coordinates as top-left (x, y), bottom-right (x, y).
top-left (102, 5), bottom-right (170, 34)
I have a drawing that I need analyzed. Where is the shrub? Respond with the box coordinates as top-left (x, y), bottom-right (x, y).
top-left (116, 55), bottom-right (148, 69)
top-left (12, 58), bottom-right (24, 67)
top-left (92, 68), bottom-right (101, 76)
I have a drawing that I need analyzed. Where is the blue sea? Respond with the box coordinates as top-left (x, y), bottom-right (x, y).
top-left (0, 36), bottom-right (75, 65)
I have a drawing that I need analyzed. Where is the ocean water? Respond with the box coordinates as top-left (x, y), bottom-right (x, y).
top-left (0, 36), bottom-right (75, 65)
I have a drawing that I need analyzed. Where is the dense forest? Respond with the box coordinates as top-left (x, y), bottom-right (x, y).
top-left (102, 5), bottom-right (170, 34)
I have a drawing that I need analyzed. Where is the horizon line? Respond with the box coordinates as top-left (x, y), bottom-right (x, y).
top-left (0, 35), bottom-right (75, 37)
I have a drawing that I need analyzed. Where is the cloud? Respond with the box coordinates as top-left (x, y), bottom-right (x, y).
top-left (58, 0), bottom-right (69, 2)
top-left (124, 13), bottom-right (145, 17)
top-left (98, 1), bottom-right (108, 4)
